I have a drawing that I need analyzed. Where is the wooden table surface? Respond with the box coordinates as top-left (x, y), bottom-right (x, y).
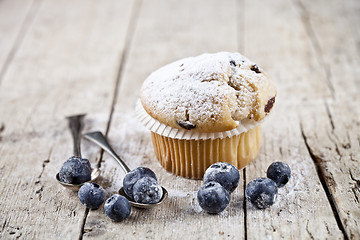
top-left (0, 0), bottom-right (359, 239)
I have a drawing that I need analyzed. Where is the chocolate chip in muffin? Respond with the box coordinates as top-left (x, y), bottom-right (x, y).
top-left (264, 97), bottom-right (275, 113)
top-left (250, 64), bottom-right (261, 73)
top-left (230, 60), bottom-right (236, 67)
top-left (178, 120), bottom-right (196, 130)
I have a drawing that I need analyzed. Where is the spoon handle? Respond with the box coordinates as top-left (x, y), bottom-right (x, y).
top-left (83, 131), bottom-right (131, 174)
top-left (67, 114), bottom-right (86, 158)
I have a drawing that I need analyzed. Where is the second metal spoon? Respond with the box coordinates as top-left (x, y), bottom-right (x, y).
top-left (83, 131), bottom-right (168, 208)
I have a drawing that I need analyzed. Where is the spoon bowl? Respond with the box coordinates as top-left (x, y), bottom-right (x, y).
top-left (83, 131), bottom-right (168, 209)
top-left (118, 186), bottom-right (168, 209)
top-left (56, 168), bottom-right (101, 191)
top-left (56, 114), bottom-right (101, 190)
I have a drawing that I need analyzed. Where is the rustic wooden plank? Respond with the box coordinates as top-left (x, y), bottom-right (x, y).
top-left (0, 0), bottom-right (357, 239)
top-left (344, 0), bottom-right (360, 50)
top-left (297, 0), bottom-right (360, 239)
top-left (0, 0), bottom-right (134, 239)
top-left (243, 0), bottom-right (344, 239)
top-left (296, 0), bottom-right (359, 99)
top-left (300, 102), bottom-right (360, 240)
top-left (82, 0), bottom-right (243, 239)
top-left (0, 0), bottom-right (39, 83)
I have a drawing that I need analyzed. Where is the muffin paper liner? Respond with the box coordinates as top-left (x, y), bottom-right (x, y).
top-left (136, 100), bottom-right (266, 140)
top-left (151, 126), bottom-right (261, 179)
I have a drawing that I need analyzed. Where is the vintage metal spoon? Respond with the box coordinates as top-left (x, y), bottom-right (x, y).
top-left (83, 131), bottom-right (168, 208)
top-left (56, 114), bottom-right (101, 190)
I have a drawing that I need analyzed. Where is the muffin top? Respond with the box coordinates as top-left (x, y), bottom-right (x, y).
top-left (140, 52), bottom-right (276, 133)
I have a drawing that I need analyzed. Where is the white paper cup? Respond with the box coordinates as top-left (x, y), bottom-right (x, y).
top-left (136, 101), bottom-right (262, 179)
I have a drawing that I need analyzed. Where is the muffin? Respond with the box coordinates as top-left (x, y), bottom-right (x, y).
top-left (137, 52), bottom-right (276, 179)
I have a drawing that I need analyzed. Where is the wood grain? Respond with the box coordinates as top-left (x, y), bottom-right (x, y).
top-left (0, 0), bottom-right (38, 83)
top-left (243, 0), bottom-right (343, 239)
top-left (0, 0), bottom-right (134, 238)
top-left (0, 0), bottom-right (358, 239)
top-left (298, 0), bottom-right (360, 238)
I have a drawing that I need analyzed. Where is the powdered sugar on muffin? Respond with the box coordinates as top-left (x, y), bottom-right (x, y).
top-left (140, 52), bottom-right (276, 133)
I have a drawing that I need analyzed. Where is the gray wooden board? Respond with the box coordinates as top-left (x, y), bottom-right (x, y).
top-left (0, 0), bottom-right (134, 238)
top-left (0, 0), bottom-right (358, 239)
top-left (84, 0), bottom-right (343, 239)
top-left (298, 0), bottom-right (360, 238)
top-left (242, 0), bottom-right (343, 239)
top-left (0, 0), bottom-right (36, 83)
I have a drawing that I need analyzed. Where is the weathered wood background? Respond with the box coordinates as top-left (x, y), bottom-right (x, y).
top-left (0, 0), bottom-right (359, 239)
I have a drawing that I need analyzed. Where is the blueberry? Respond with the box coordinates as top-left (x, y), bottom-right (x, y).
top-left (132, 177), bottom-right (163, 204)
top-left (245, 178), bottom-right (278, 209)
top-left (177, 120), bottom-right (196, 130)
top-left (78, 183), bottom-right (105, 209)
top-left (123, 167), bottom-right (157, 199)
top-left (197, 181), bottom-right (230, 214)
top-left (250, 64), bottom-right (261, 73)
top-left (104, 194), bottom-right (131, 222)
top-left (59, 156), bottom-right (91, 184)
top-left (264, 97), bottom-right (275, 113)
top-left (267, 162), bottom-right (291, 187)
top-left (203, 162), bottom-right (240, 193)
